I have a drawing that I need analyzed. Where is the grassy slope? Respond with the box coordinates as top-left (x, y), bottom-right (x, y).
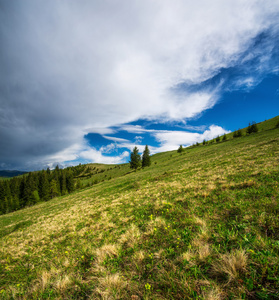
top-left (0, 117), bottom-right (279, 299)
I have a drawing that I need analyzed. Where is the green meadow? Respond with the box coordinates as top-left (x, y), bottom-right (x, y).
top-left (0, 116), bottom-right (279, 299)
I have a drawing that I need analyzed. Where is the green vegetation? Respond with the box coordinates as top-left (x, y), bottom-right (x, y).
top-left (0, 116), bottom-right (279, 299)
top-left (142, 145), bottom-right (151, 168)
top-left (130, 147), bottom-right (142, 170)
top-left (246, 121), bottom-right (259, 134)
top-left (0, 165), bottom-right (80, 215)
top-left (177, 145), bottom-right (184, 153)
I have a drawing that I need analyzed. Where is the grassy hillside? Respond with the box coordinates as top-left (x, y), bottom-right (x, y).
top-left (0, 117), bottom-right (279, 299)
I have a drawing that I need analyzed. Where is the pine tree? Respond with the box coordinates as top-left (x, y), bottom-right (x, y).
top-left (50, 179), bottom-right (59, 199)
top-left (76, 179), bottom-right (82, 190)
top-left (39, 170), bottom-right (50, 201)
top-left (222, 134), bottom-right (227, 141)
top-left (237, 129), bottom-right (243, 137)
top-left (247, 121), bottom-right (258, 134)
top-left (251, 122), bottom-right (258, 133)
top-left (177, 145), bottom-right (183, 153)
top-left (60, 172), bottom-right (67, 195)
top-left (66, 170), bottom-right (75, 193)
top-left (130, 147), bottom-right (141, 170)
top-left (142, 145), bottom-right (151, 168)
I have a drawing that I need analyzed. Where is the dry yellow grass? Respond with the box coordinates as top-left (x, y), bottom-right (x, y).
top-left (119, 224), bottom-right (141, 247)
top-left (212, 250), bottom-right (247, 284)
top-left (96, 273), bottom-right (127, 300)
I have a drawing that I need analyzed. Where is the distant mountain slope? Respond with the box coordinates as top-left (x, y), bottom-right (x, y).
top-left (0, 170), bottom-right (27, 178)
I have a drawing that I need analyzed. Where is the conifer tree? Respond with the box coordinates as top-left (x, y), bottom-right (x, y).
top-left (247, 123), bottom-right (252, 134)
top-left (251, 122), bottom-right (258, 133)
top-left (142, 145), bottom-right (151, 168)
top-left (130, 147), bottom-right (141, 170)
top-left (50, 179), bottom-right (59, 199)
top-left (247, 121), bottom-right (258, 134)
top-left (222, 134), bottom-right (227, 141)
top-left (177, 145), bottom-right (183, 153)
top-left (76, 178), bottom-right (82, 190)
top-left (237, 129), bottom-right (243, 137)
top-left (39, 171), bottom-right (50, 201)
top-left (66, 170), bottom-right (75, 193)
top-left (60, 172), bottom-right (67, 195)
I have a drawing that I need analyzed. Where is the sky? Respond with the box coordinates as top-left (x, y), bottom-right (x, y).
top-left (0, 0), bottom-right (279, 171)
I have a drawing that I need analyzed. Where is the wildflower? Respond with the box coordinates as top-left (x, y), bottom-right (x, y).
top-left (16, 284), bottom-right (20, 287)
top-left (65, 251), bottom-right (68, 254)
top-left (145, 283), bottom-right (151, 290)
top-left (81, 255), bottom-right (84, 259)
top-left (154, 227), bottom-right (157, 232)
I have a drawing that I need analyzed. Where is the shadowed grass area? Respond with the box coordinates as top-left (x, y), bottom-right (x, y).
top-left (0, 117), bottom-right (279, 299)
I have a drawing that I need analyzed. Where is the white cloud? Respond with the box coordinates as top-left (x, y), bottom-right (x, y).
top-left (102, 136), bottom-right (129, 143)
top-left (80, 148), bottom-right (129, 165)
top-left (1, 0), bottom-right (279, 169)
top-left (152, 125), bottom-right (230, 152)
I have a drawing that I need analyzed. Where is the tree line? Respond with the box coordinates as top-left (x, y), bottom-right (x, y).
top-left (177, 121), bottom-right (261, 152)
top-left (0, 164), bottom-right (86, 215)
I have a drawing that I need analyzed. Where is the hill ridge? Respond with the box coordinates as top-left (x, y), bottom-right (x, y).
top-left (0, 115), bottom-right (279, 299)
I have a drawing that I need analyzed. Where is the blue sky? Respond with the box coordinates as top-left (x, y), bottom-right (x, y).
top-left (0, 1), bottom-right (279, 170)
